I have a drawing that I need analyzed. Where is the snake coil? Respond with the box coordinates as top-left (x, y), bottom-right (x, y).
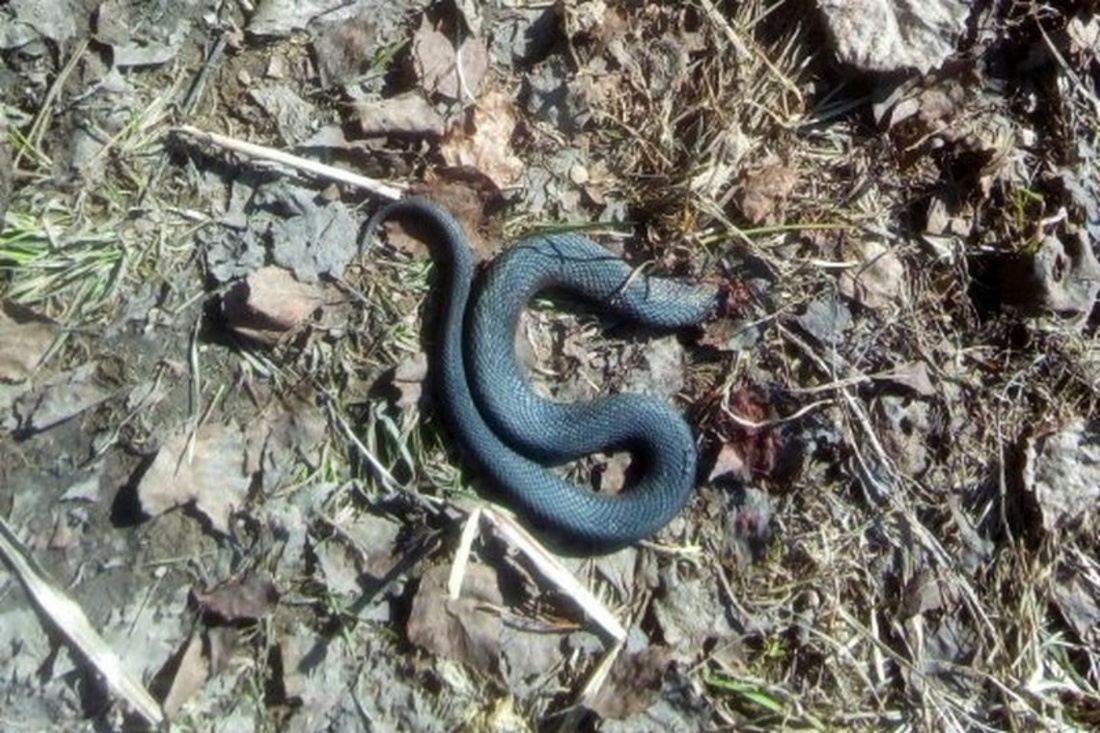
top-left (366, 199), bottom-right (718, 551)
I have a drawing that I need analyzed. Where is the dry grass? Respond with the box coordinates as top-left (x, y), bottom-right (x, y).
top-left (556, 0), bottom-right (1100, 730)
top-left (1, 0), bottom-right (1098, 730)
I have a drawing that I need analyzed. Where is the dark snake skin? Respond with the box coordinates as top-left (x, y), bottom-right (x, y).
top-left (365, 199), bottom-right (718, 550)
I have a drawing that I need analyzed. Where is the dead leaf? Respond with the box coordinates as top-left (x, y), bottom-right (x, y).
top-left (838, 239), bottom-right (908, 311)
top-left (222, 266), bottom-right (334, 346)
top-left (193, 575), bottom-right (279, 623)
top-left (878, 396), bottom-right (932, 477)
top-left (564, 0), bottom-right (610, 38)
top-left (734, 163), bottom-right (799, 225)
top-left (440, 89), bottom-right (524, 189)
top-left (154, 626), bottom-right (239, 719)
top-left (595, 452), bottom-right (631, 495)
top-left (724, 487), bottom-right (774, 564)
top-left (1052, 576), bottom-right (1100, 640)
top-left (0, 303), bottom-right (55, 383)
top-left (248, 0), bottom-right (372, 37)
top-left (14, 362), bottom-right (113, 433)
top-left (898, 569), bottom-right (954, 621)
top-left (463, 695), bottom-right (529, 732)
top-left (248, 83), bottom-right (315, 145)
top-left (653, 570), bottom-right (737, 649)
top-left (498, 623), bottom-right (568, 703)
top-left (1067, 15), bottom-right (1100, 62)
top-left (452, 0), bottom-right (483, 34)
top-left (406, 563), bottom-right (502, 679)
top-left (313, 536), bottom-right (363, 597)
top-left (590, 546), bottom-right (639, 599)
top-left (392, 353), bottom-right (428, 409)
top-left (708, 388), bottom-right (779, 482)
top-left (922, 193), bottom-right (973, 262)
top-left (334, 510), bottom-right (404, 582)
top-left (412, 15), bottom-right (489, 101)
top-left (587, 647), bottom-right (677, 720)
top-left (876, 361), bottom-right (936, 397)
top-left (699, 280), bottom-right (761, 353)
top-left (1017, 419), bottom-right (1100, 533)
top-left (708, 442), bottom-right (748, 483)
top-left (47, 510), bottom-right (75, 550)
top-left (997, 231), bottom-right (1100, 328)
top-left (875, 75), bottom-right (966, 132)
top-left (268, 199), bottom-right (360, 282)
top-left (381, 173), bottom-right (503, 261)
top-left (243, 396), bottom-right (328, 486)
top-left (136, 423), bottom-right (252, 534)
top-left (157, 631), bottom-right (209, 718)
top-left (310, 12), bottom-right (383, 89)
top-left (311, 510), bottom-right (403, 600)
top-left (350, 93), bottom-right (446, 138)
top-left (795, 294), bottom-right (852, 344)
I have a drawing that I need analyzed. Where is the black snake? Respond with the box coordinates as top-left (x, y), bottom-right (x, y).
top-left (365, 199), bottom-right (718, 550)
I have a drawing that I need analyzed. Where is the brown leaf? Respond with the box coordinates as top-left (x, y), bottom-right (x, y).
top-left (709, 388), bottom-right (779, 481)
top-left (221, 266), bottom-right (335, 346)
top-left (193, 575), bottom-right (279, 623)
top-left (1067, 15), bottom-right (1100, 60)
top-left (440, 89), bottom-right (524, 189)
top-left (724, 487), bottom-right (774, 564)
top-left (157, 631), bottom-right (209, 719)
top-left (0, 302), bottom-right (55, 383)
top-left (707, 442), bottom-right (748, 483)
top-left (997, 232), bottom-right (1100, 326)
top-left (206, 627), bottom-right (238, 677)
top-left (653, 572), bottom-right (738, 649)
top-left (136, 423), bottom-right (252, 534)
top-left (153, 626), bottom-right (238, 720)
top-left (1017, 419), bottom-right (1100, 533)
top-left (14, 362), bottom-right (113, 433)
top-left (310, 510), bottom-right (403, 599)
top-left (878, 395), bottom-right (931, 476)
top-left (924, 193), bottom-right (972, 239)
top-left (350, 92), bottom-right (446, 138)
top-left (1052, 576), bottom-right (1100, 640)
top-left (595, 452), bottom-right (631, 495)
top-left (898, 569), bottom-right (955, 621)
top-left (876, 361), bottom-right (936, 397)
top-left (392, 352), bottom-right (428, 409)
top-left (381, 173), bottom-right (503, 261)
top-left (406, 563), bottom-right (502, 679)
top-left (733, 162), bottom-right (799, 225)
top-left (699, 278), bottom-right (759, 352)
top-left (412, 15), bottom-right (489, 100)
top-left (587, 647), bottom-right (678, 720)
top-left (838, 238), bottom-right (908, 311)
top-left (311, 12), bottom-right (383, 89)
top-left (243, 396), bottom-right (328, 483)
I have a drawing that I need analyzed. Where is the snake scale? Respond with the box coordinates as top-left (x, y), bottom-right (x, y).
top-left (366, 199), bottom-right (719, 551)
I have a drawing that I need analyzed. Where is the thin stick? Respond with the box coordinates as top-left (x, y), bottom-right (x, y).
top-left (482, 507), bottom-right (627, 643)
top-left (170, 125), bottom-right (406, 201)
top-left (0, 515), bottom-right (164, 726)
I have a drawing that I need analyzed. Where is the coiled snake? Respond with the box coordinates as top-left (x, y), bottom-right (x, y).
top-left (366, 199), bottom-right (718, 551)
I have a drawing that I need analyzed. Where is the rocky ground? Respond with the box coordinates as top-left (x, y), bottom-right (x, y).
top-left (1, 0), bottom-right (1099, 731)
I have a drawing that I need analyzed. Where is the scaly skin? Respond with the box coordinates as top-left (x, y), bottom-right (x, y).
top-left (365, 199), bottom-right (719, 552)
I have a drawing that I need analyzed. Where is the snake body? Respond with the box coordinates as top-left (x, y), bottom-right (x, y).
top-left (367, 199), bottom-right (718, 550)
